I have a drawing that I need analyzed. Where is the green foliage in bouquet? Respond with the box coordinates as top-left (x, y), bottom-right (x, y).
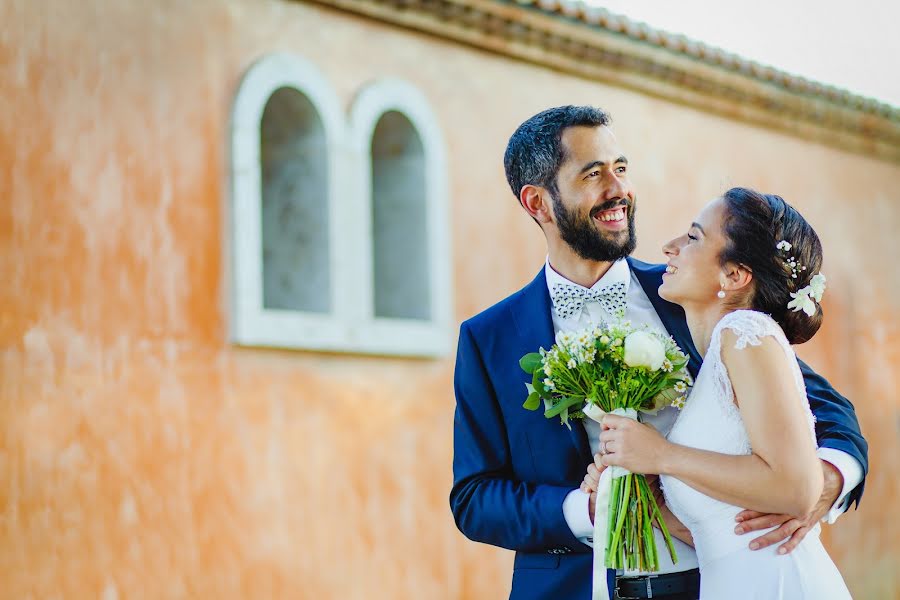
top-left (519, 321), bottom-right (693, 571)
top-left (520, 322), bottom-right (690, 427)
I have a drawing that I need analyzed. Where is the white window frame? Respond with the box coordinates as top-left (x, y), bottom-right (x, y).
top-left (229, 53), bottom-right (353, 352)
top-left (229, 56), bottom-right (452, 357)
top-left (348, 79), bottom-right (452, 357)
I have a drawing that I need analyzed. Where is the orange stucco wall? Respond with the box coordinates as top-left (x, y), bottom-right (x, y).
top-left (2, 1), bottom-right (898, 598)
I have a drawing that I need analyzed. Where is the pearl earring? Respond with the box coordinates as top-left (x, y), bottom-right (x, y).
top-left (717, 289), bottom-right (726, 299)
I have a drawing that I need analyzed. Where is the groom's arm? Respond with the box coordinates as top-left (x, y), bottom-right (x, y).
top-left (449, 321), bottom-right (582, 553)
top-left (799, 358), bottom-right (868, 508)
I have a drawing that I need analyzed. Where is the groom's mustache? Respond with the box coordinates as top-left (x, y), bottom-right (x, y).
top-left (590, 198), bottom-right (632, 218)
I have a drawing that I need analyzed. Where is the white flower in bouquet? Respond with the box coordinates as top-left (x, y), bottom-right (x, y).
top-left (556, 330), bottom-right (575, 347)
top-left (623, 330), bottom-right (667, 371)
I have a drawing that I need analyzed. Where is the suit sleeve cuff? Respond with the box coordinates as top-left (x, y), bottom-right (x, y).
top-left (817, 448), bottom-right (864, 524)
top-left (562, 489), bottom-right (594, 547)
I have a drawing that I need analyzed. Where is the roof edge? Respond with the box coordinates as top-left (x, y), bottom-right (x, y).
top-left (307, 0), bottom-right (900, 163)
top-left (519, 0), bottom-right (897, 117)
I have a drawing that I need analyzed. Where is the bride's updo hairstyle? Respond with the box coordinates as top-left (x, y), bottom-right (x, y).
top-left (719, 187), bottom-right (824, 344)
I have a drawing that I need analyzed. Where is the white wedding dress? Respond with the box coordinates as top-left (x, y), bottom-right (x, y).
top-left (660, 310), bottom-right (851, 599)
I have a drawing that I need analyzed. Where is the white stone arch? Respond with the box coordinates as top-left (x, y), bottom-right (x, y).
top-left (348, 79), bottom-right (452, 356)
top-left (229, 53), bottom-right (351, 351)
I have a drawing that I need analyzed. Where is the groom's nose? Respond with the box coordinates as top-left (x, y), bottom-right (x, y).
top-left (602, 172), bottom-right (630, 201)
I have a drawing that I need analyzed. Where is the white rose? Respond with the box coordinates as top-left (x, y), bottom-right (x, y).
top-left (623, 331), bottom-right (666, 371)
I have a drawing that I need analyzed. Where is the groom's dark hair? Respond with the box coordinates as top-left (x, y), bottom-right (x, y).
top-left (504, 105), bottom-right (611, 202)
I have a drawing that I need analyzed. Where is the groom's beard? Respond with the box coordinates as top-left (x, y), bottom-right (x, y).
top-left (553, 194), bottom-right (637, 262)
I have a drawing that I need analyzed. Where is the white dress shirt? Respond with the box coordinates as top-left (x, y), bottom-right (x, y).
top-left (545, 258), bottom-right (863, 574)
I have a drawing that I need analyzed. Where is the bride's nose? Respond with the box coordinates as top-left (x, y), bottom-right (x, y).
top-left (663, 237), bottom-right (680, 257)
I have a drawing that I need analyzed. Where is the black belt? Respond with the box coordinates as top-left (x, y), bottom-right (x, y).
top-left (615, 568), bottom-right (700, 599)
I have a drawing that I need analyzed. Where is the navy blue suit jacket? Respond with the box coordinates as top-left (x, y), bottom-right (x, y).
top-left (450, 258), bottom-right (868, 600)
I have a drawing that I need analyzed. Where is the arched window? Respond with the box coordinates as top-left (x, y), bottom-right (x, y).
top-left (370, 111), bottom-right (429, 320)
top-left (260, 87), bottom-right (330, 313)
top-left (229, 54), bottom-right (346, 351)
top-left (230, 60), bottom-right (450, 356)
top-left (349, 79), bottom-right (452, 356)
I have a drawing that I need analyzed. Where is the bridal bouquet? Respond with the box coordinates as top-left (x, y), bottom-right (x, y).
top-left (520, 322), bottom-right (692, 576)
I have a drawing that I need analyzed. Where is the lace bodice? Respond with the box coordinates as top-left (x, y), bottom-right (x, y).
top-left (660, 310), bottom-right (817, 567)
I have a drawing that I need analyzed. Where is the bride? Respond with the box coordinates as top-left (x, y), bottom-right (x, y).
top-left (584, 187), bottom-right (851, 598)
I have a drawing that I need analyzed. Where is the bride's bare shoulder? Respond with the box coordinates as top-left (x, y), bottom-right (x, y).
top-left (720, 328), bottom-right (798, 409)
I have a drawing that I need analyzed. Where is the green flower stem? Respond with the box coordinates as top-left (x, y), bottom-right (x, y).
top-left (607, 476), bottom-right (620, 555)
top-left (607, 473), bottom-right (632, 568)
top-left (637, 476), bottom-right (657, 571)
top-left (605, 473), bottom-right (678, 571)
top-left (648, 482), bottom-right (678, 564)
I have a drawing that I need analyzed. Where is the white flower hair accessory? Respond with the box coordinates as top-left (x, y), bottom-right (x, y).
top-left (776, 240), bottom-right (806, 279)
top-left (787, 273), bottom-right (827, 316)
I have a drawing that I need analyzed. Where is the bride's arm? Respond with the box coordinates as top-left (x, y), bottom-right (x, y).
top-left (600, 330), bottom-right (823, 518)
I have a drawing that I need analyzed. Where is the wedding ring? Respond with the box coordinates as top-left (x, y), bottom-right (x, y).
top-left (601, 441), bottom-right (609, 455)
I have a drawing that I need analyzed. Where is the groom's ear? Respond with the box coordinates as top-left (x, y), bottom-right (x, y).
top-left (722, 262), bottom-right (753, 292)
top-left (520, 185), bottom-right (553, 225)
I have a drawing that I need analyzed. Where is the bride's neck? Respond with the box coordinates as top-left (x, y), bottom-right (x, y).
top-left (683, 302), bottom-right (734, 358)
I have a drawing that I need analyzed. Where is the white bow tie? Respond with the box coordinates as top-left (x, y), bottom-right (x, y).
top-left (550, 281), bottom-right (627, 321)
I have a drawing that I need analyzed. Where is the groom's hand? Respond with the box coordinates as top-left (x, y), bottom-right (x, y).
top-left (582, 456), bottom-right (607, 525)
top-left (734, 460), bottom-right (844, 555)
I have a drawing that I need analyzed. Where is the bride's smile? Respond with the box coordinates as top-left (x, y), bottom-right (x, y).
top-left (658, 199), bottom-right (736, 312)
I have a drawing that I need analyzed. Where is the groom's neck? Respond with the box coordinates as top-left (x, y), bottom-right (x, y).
top-left (547, 247), bottom-right (615, 288)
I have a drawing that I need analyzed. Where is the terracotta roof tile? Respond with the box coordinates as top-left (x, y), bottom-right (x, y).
top-left (514, 0), bottom-right (896, 114)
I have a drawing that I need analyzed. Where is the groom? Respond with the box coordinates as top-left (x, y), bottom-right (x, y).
top-left (450, 106), bottom-right (868, 600)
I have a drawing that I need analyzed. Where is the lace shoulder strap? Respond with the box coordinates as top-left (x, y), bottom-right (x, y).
top-left (711, 309), bottom-right (788, 352)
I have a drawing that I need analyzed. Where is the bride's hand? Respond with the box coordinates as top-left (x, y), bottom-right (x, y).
top-left (584, 457), bottom-right (659, 495)
top-left (599, 414), bottom-right (671, 474)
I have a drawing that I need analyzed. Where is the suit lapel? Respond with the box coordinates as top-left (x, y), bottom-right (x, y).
top-left (627, 258), bottom-right (703, 377)
top-left (510, 269), bottom-right (593, 464)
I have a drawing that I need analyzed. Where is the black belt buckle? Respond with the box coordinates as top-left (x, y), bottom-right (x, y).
top-left (615, 569), bottom-right (700, 599)
top-left (615, 574), bottom-right (657, 599)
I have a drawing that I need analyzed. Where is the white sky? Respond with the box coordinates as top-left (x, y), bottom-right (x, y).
top-left (583, 0), bottom-right (900, 107)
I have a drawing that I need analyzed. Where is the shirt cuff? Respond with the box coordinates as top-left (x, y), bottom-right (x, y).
top-left (817, 448), bottom-right (864, 524)
top-left (562, 489), bottom-right (594, 547)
